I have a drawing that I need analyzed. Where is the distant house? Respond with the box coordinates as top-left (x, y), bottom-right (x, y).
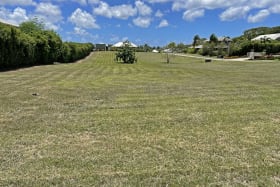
top-left (252, 33), bottom-right (280, 41)
top-left (95, 44), bottom-right (107, 51)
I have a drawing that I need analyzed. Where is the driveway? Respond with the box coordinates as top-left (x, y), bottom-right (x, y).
top-left (174, 53), bottom-right (250, 62)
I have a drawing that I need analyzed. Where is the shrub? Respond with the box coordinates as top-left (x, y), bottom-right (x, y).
top-left (115, 44), bottom-right (137, 64)
top-left (0, 21), bottom-right (93, 69)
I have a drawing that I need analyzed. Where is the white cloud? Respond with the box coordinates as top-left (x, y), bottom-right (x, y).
top-left (35, 3), bottom-right (62, 20)
top-left (74, 27), bottom-right (88, 35)
top-left (0, 7), bottom-right (29, 26)
top-left (69, 8), bottom-right (99, 29)
top-left (42, 19), bottom-right (60, 30)
top-left (155, 10), bottom-right (164, 18)
top-left (146, 0), bottom-right (280, 22)
top-left (41, 0), bottom-right (99, 5)
top-left (32, 2), bottom-right (63, 30)
top-left (0, 0), bottom-right (36, 6)
top-left (157, 19), bottom-right (168, 28)
top-left (93, 1), bottom-right (137, 19)
top-left (172, 0), bottom-right (245, 12)
top-left (92, 2), bottom-right (111, 18)
top-left (110, 35), bottom-right (120, 43)
top-left (270, 4), bottom-right (280, 14)
top-left (220, 6), bottom-right (250, 21)
top-left (145, 0), bottom-right (171, 3)
top-left (71, 27), bottom-right (99, 42)
top-left (133, 17), bottom-right (152, 28)
top-left (135, 1), bottom-right (152, 16)
top-left (74, 27), bottom-right (98, 40)
top-left (183, 9), bottom-right (204, 21)
top-left (248, 9), bottom-right (270, 23)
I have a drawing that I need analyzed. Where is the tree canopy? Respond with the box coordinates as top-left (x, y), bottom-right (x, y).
top-left (193, 35), bottom-right (200, 47)
top-left (209, 34), bottom-right (218, 44)
top-left (19, 18), bottom-right (45, 34)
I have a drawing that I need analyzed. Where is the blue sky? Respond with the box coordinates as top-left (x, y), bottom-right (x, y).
top-left (0, 0), bottom-right (280, 46)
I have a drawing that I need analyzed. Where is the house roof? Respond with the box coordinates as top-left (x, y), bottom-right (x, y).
top-left (189, 45), bottom-right (203, 49)
top-left (252, 33), bottom-right (280, 41)
top-left (218, 37), bottom-right (232, 42)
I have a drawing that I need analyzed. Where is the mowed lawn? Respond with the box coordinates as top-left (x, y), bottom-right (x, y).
top-left (0, 52), bottom-right (279, 186)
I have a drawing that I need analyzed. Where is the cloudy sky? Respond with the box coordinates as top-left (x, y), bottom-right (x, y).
top-left (1, 0), bottom-right (280, 46)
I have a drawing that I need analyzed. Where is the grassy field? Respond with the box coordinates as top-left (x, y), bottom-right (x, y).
top-left (0, 52), bottom-right (279, 186)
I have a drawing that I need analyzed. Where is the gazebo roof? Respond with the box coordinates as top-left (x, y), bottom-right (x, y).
top-left (112, 41), bottom-right (137, 47)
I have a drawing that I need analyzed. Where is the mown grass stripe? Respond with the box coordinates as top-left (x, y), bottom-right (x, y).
top-left (0, 52), bottom-right (279, 186)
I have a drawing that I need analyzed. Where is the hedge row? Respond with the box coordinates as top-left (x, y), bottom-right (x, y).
top-left (232, 42), bottom-right (280, 56)
top-left (0, 22), bottom-right (93, 69)
top-left (197, 41), bottom-right (280, 57)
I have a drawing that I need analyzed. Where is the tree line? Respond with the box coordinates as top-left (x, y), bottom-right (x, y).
top-left (0, 20), bottom-right (93, 69)
top-left (162, 25), bottom-right (280, 58)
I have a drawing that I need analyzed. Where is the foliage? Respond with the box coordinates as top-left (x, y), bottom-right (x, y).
top-left (191, 26), bottom-right (280, 57)
top-left (231, 41), bottom-right (280, 56)
top-left (166, 42), bottom-right (176, 51)
top-left (19, 18), bottom-right (45, 34)
top-left (187, 47), bottom-right (196, 54)
top-left (137, 44), bottom-right (153, 52)
top-left (0, 21), bottom-right (93, 69)
top-left (260, 36), bottom-right (271, 44)
top-left (60, 42), bottom-right (93, 63)
top-left (192, 34), bottom-right (200, 47)
top-left (201, 42), bottom-right (215, 56)
top-left (209, 33), bottom-right (218, 44)
top-left (115, 43), bottom-right (137, 64)
top-left (176, 42), bottom-right (188, 53)
top-left (164, 42), bottom-right (189, 53)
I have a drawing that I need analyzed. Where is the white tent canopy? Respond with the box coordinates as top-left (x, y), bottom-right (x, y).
top-left (113, 41), bottom-right (137, 48)
top-left (152, 49), bottom-right (159, 53)
top-left (252, 33), bottom-right (280, 41)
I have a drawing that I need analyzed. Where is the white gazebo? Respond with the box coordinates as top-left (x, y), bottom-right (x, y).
top-left (112, 41), bottom-right (138, 48)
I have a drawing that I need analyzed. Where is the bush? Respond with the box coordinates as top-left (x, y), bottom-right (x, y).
top-left (231, 41), bottom-right (280, 56)
top-left (115, 44), bottom-right (137, 64)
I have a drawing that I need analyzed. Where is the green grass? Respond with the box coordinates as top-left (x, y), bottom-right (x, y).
top-left (0, 52), bottom-right (279, 186)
